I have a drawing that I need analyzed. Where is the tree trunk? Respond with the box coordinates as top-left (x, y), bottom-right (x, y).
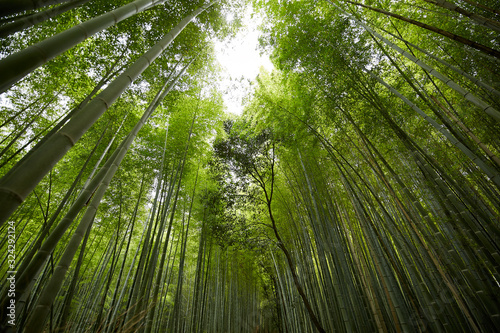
top-left (460, 0), bottom-right (500, 16)
top-left (21, 66), bottom-right (185, 333)
top-left (376, 26), bottom-right (500, 98)
top-left (261, 166), bottom-right (326, 332)
top-left (423, 0), bottom-right (500, 32)
top-left (0, 0), bottom-right (72, 17)
top-left (330, 0), bottom-right (500, 122)
top-left (368, 71), bottom-right (500, 189)
top-left (0, 1), bottom-right (216, 227)
top-left (0, 0), bottom-right (166, 93)
top-left (0, 0), bottom-right (91, 38)
top-left (341, 0), bottom-right (500, 59)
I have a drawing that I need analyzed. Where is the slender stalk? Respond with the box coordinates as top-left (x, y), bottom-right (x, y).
top-left (0, 0), bottom-right (73, 17)
top-left (341, 0), bottom-right (500, 58)
top-left (0, 1), bottom-right (216, 226)
top-left (0, 0), bottom-right (91, 38)
top-left (0, 0), bottom-right (166, 93)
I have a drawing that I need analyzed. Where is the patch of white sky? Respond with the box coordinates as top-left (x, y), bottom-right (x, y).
top-left (214, 6), bottom-right (274, 116)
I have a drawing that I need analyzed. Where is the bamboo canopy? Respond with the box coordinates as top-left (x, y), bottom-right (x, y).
top-left (0, 0), bottom-right (499, 332)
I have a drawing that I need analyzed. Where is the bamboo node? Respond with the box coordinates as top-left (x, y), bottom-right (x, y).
top-left (111, 11), bottom-right (119, 25)
top-left (59, 131), bottom-right (76, 146)
top-left (0, 187), bottom-right (24, 204)
top-left (32, 44), bottom-right (49, 63)
top-left (96, 97), bottom-right (110, 109)
top-left (75, 24), bottom-right (89, 39)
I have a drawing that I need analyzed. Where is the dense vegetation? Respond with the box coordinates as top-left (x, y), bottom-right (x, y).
top-left (0, 0), bottom-right (499, 332)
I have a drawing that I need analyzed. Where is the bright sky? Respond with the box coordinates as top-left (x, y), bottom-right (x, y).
top-left (214, 8), bottom-right (274, 115)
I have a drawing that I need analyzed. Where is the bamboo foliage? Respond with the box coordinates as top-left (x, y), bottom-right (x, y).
top-left (0, 0), bottom-right (166, 92)
top-left (0, 0), bottom-right (92, 38)
top-left (1, 0), bottom-right (500, 332)
top-left (0, 0), bottom-right (74, 17)
top-left (0, 1), bottom-right (216, 226)
top-left (422, 0), bottom-right (500, 32)
top-left (19, 62), bottom-right (191, 333)
top-left (327, 0), bottom-right (500, 122)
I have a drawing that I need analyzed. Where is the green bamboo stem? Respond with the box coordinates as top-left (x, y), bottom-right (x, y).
top-left (0, 0), bottom-right (91, 38)
top-left (0, 1), bottom-right (216, 226)
top-left (376, 26), bottom-right (500, 98)
top-left (422, 0), bottom-right (500, 32)
top-left (430, 95), bottom-right (500, 168)
top-left (22, 88), bottom-right (164, 332)
top-left (0, 0), bottom-right (166, 93)
top-left (327, 0), bottom-right (500, 122)
top-left (0, 0), bottom-right (72, 17)
top-left (368, 71), bottom-right (500, 188)
top-left (342, 0), bottom-right (500, 58)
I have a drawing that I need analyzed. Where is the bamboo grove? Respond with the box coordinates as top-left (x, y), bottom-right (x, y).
top-left (0, 0), bottom-right (499, 332)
